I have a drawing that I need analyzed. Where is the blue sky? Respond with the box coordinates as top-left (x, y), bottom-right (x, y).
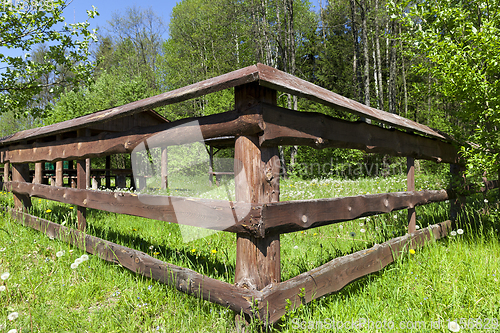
top-left (1, 0), bottom-right (322, 61)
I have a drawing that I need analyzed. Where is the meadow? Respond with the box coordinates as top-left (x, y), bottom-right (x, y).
top-left (0, 173), bottom-right (499, 332)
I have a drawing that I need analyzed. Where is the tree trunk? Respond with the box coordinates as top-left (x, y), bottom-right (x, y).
top-left (361, 0), bottom-right (370, 107)
top-left (349, 0), bottom-right (363, 103)
top-left (399, 22), bottom-right (408, 117)
top-left (388, 21), bottom-right (397, 114)
top-left (375, 0), bottom-right (384, 110)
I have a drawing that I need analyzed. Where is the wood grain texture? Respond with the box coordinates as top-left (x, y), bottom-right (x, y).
top-left (259, 103), bottom-right (458, 163)
top-left (3, 181), bottom-right (263, 235)
top-left (12, 164), bottom-right (31, 212)
top-left (1, 109), bottom-right (264, 164)
top-left (3, 207), bottom-right (259, 316)
top-left (407, 157), bottom-right (416, 233)
top-left (258, 220), bottom-right (452, 323)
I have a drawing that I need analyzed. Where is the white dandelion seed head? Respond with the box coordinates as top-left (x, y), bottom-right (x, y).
top-left (7, 329), bottom-right (18, 333)
top-left (71, 262), bottom-right (79, 269)
top-left (448, 321), bottom-right (460, 332)
top-left (293, 245), bottom-right (299, 249)
top-left (484, 199), bottom-right (489, 203)
top-left (393, 215), bottom-right (397, 219)
top-left (81, 254), bottom-right (89, 261)
top-left (359, 222), bottom-right (364, 226)
top-left (416, 225), bottom-right (420, 230)
top-left (56, 251), bottom-right (65, 258)
top-left (457, 229), bottom-right (464, 235)
top-left (74, 258), bottom-right (83, 265)
top-left (1, 272), bottom-right (9, 280)
top-left (450, 231), bottom-right (457, 236)
top-left (0, 247), bottom-right (5, 252)
top-left (338, 225), bottom-right (343, 229)
top-left (360, 228), bottom-right (366, 233)
top-left (7, 312), bottom-right (18, 321)
top-left (0, 285), bottom-right (5, 291)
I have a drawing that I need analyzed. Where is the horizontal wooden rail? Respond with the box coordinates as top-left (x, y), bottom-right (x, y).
top-left (3, 207), bottom-right (259, 315)
top-left (3, 181), bottom-right (264, 236)
top-left (258, 220), bottom-right (452, 323)
top-left (1, 108), bottom-right (264, 163)
top-left (260, 103), bottom-right (459, 164)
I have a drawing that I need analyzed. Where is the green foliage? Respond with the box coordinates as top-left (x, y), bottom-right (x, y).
top-left (392, 0), bottom-right (500, 180)
top-left (0, 0), bottom-right (98, 118)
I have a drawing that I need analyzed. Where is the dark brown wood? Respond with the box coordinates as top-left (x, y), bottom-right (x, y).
top-left (2, 109), bottom-right (264, 164)
top-left (11, 164), bottom-right (31, 212)
top-left (407, 157), bottom-right (416, 233)
top-left (262, 190), bottom-right (451, 235)
top-left (85, 159), bottom-right (91, 189)
top-left (450, 164), bottom-right (465, 222)
top-left (105, 156), bottom-right (111, 188)
top-left (3, 181), bottom-right (263, 235)
top-left (258, 220), bottom-right (452, 323)
top-left (208, 145), bottom-right (214, 186)
top-left (34, 162), bottom-right (43, 184)
top-left (3, 161), bottom-right (9, 182)
top-left (259, 103), bottom-right (458, 164)
top-left (234, 83), bottom-right (281, 295)
top-left (3, 206), bottom-right (259, 316)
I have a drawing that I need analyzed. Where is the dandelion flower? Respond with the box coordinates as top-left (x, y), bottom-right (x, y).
top-left (71, 263), bottom-right (79, 269)
top-left (450, 231), bottom-right (457, 236)
top-left (211, 249), bottom-right (217, 254)
top-left (409, 249), bottom-right (416, 254)
top-left (0, 286), bottom-right (5, 291)
top-left (46, 209), bottom-right (52, 213)
top-left (1, 272), bottom-right (9, 280)
top-left (457, 229), bottom-right (464, 235)
top-left (360, 228), bottom-right (366, 233)
top-left (448, 321), bottom-right (460, 332)
top-left (7, 312), bottom-right (18, 321)
top-left (191, 248), bottom-right (196, 253)
top-left (69, 207), bottom-right (74, 209)
top-left (56, 251), bottom-right (65, 258)
top-left (80, 254), bottom-right (89, 261)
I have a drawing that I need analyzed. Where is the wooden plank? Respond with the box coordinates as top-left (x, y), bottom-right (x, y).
top-left (234, 84), bottom-right (281, 295)
top-left (407, 157), bottom-right (416, 233)
top-left (259, 103), bottom-right (458, 164)
top-left (3, 206), bottom-right (259, 316)
top-left (12, 164), bottom-right (31, 212)
top-left (4, 181), bottom-right (263, 235)
top-left (3, 161), bottom-right (9, 182)
top-left (261, 190), bottom-right (450, 235)
top-left (0, 65), bottom-right (261, 146)
top-left (2, 109), bottom-right (264, 164)
top-left (258, 220), bottom-right (452, 324)
top-left (255, 63), bottom-right (447, 140)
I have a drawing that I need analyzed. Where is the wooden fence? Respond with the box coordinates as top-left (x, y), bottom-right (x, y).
top-left (0, 63), bottom-right (497, 325)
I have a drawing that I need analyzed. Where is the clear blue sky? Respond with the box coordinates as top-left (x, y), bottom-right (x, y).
top-left (1, 0), bottom-right (322, 62)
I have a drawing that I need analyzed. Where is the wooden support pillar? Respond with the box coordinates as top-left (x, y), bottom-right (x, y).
top-left (161, 147), bottom-right (168, 190)
top-left (34, 162), bottom-right (43, 184)
top-left (3, 161), bottom-right (9, 183)
top-left (85, 158), bottom-right (91, 189)
top-left (105, 155), bottom-right (111, 188)
top-left (234, 83), bottom-right (280, 326)
top-left (77, 129), bottom-right (88, 231)
top-left (208, 145), bottom-right (214, 187)
top-left (12, 163), bottom-right (31, 212)
top-left (407, 157), bottom-right (416, 233)
top-left (55, 135), bottom-right (64, 187)
top-left (450, 163), bottom-right (465, 223)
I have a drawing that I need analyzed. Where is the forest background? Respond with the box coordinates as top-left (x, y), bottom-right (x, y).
top-left (1, 0), bottom-right (499, 183)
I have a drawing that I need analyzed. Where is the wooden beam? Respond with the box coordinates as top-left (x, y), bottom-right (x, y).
top-left (2, 109), bottom-right (264, 164)
top-left (11, 164), bottom-right (31, 212)
top-left (3, 161), bottom-right (9, 182)
top-left (161, 148), bottom-right (168, 189)
top-left (259, 103), bottom-right (459, 164)
top-left (33, 162), bottom-right (43, 184)
top-left (258, 220), bottom-right (452, 324)
top-left (262, 190), bottom-right (450, 235)
top-left (3, 181), bottom-right (263, 235)
top-left (4, 206), bottom-right (259, 316)
top-left (407, 157), bottom-right (416, 233)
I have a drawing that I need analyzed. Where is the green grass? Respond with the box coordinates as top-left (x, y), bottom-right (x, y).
top-left (1, 174), bottom-right (499, 332)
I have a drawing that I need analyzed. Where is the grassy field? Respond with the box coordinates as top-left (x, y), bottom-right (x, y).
top-left (0, 174), bottom-right (499, 332)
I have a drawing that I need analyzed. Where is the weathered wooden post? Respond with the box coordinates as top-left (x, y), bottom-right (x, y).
top-left (3, 161), bottom-right (9, 183)
top-left (105, 155), bottom-right (111, 188)
top-left (12, 163), bottom-right (31, 213)
top-left (85, 158), bottom-right (91, 189)
top-left (161, 147), bottom-right (168, 189)
top-left (33, 162), bottom-right (43, 184)
top-left (77, 129), bottom-right (88, 230)
top-left (234, 83), bottom-right (280, 327)
top-left (407, 157), bottom-right (416, 233)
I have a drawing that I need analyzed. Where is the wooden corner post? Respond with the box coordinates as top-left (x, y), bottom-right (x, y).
top-left (12, 163), bottom-right (31, 213)
top-left (234, 82), bottom-right (280, 297)
top-left (77, 129), bottom-right (88, 231)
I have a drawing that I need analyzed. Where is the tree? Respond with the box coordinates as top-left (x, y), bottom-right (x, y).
top-left (393, 0), bottom-right (500, 180)
top-left (0, 0), bottom-right (98, 118)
